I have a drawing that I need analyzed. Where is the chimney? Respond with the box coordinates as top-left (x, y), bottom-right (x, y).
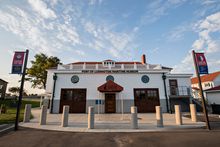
top-left (141, 54), bottom-right (146, 64)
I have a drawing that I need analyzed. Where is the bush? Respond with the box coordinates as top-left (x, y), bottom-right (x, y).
top-left (0, 104), bottom-right (7, 114)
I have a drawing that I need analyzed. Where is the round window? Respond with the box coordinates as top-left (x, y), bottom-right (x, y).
top-left (106, 75), bottom-right (114, 81)
top-left (141, 75), bottom-right (149, 83)
top-left (71, 75), bottom-right (79, 83)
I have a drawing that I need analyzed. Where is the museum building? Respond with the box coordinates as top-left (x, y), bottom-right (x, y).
top-left (45, 55), bottom-right (192, 113)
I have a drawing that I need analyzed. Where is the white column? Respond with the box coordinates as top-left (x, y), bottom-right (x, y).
top-left (88, 106), bottom-right (95, 129)
top-left (131, 106), bottom-right (138, 129)
top-left (156, 106), bottom-right (163, 127)
top-left (175, 105), bottom-right (182, 125)
top-left (23, 104), bottom-right (32, 123)
top-left (61, 105), bottom-right (69, 127)
top-left (121, 93), bottom-right (124, 120)
top-left (190, 104), bottom-right (197, 122)
top-left (39, 105), bottom-right (47, 125)
top-left (98, 92), bottom-right (100, 120)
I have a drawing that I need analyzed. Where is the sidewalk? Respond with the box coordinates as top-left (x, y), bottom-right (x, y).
top-left (20, 108), bottom-right (205, 132)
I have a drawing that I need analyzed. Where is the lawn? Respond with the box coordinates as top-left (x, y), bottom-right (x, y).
top-left (0, 99), bottom-right (40, 124)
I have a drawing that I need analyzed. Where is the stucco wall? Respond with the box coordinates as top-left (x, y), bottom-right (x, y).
top-left (51, 73), bottom-right (166, 113)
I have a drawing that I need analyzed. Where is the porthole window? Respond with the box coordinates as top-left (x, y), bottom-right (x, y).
top-left (141, 75), bottom-right (150, 83)
top-left (71, 75), bottom-right (79, 83)
top-left (106, 75), bottom-right (114, 81)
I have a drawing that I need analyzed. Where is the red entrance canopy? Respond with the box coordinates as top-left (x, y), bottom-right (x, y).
top-left (98, 80), bottom-right (123, 92)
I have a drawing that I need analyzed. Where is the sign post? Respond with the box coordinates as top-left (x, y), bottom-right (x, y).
top-left (13, 50), bottom-right (29, 131)
top-left (192, 50), bottom-right (210, 130)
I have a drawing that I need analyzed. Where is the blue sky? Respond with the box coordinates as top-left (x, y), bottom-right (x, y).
top-left (0, 0), bottom-right (220, 93)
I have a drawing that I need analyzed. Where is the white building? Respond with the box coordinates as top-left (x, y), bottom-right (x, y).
top-left (191, 71), bottom-right (220, 98)
top-left (205, 85), bottom-right (220, 105)
top-left (46, 55), bottom-right (192, 113)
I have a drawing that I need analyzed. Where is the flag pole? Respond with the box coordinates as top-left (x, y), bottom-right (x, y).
top-left (192, 50), bottom-right (211, 130)
top-left (14, 49), bottom-right (29, 131)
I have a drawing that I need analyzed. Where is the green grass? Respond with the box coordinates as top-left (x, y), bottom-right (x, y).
top-left (0, 99), bottom-right (40, 124)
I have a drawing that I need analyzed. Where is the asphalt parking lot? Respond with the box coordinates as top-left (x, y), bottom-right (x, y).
top-left (0, 127), bottom-right (220, 147)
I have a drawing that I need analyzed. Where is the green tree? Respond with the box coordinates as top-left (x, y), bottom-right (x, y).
top-left (8, 87), bottom-right (27, 96)
top-left (8, 87), bottom-right (20, 96)
top-left (26, 53), bottom-right (61, 89)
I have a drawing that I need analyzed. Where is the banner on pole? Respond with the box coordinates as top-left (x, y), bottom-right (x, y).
top-left (11, 52), bottom-right (25, 74)
top-left (195, 53), bottom-right (208, 74)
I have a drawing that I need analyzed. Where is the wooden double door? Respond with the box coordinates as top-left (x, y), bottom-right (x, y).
top-left (105, 93), bottom-right (116, 113)
top-left (134, 88), bottom-right (160, 113)
top-left (60, 89), bottom-right (86, 113)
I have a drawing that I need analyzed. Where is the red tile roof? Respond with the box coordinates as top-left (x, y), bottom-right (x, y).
top-left (191, 71), bottom-right (220, 84)
top-left (205, 85), bottom-right (220, 91)
top-left (98, 80), bottom-right (123, 92)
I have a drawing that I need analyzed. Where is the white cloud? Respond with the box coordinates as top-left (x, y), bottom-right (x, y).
top-left (28, 0), bottom-right (57, 19)
top-left (0, 4), bottom-right (82, 56)
top-left (56, 24), bottom-right (81, 45)
top-left (82, 21), bottom-right (135, 58)
top-left (88, 0), bottom-right (103, 5)
top-left (140, 0), bottom-right (186, 26)
top-left (202, 0), bottom-right (218, 5)
top-left (166, 25), bottom-right (190, 41)
top-left (194, 12), bottom-right (220, 53)
top-left (75, 50), bottom-right (86, 56)
top-left (172, 12), bottom-right (220, 73)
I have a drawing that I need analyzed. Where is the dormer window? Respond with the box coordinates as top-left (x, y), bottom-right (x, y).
top-left (102, 60), bottom-right (115, 67)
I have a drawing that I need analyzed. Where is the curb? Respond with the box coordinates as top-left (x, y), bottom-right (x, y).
top-left (0, 125), bottom-right (14, 136)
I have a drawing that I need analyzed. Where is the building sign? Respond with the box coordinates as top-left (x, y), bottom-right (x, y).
top-left (82, 70), bottom-right (138, 73)
top-left (195, 53), bottom-right (208, 74)
top-left (11, 52), bottom-right (25, 74)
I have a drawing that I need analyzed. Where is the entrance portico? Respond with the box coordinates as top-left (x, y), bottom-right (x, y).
top-left (98, 80), bottom-right (123, 113)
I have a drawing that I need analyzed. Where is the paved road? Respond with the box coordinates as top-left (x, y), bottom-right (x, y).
top-left (0, 127), bottom-right (220, 147)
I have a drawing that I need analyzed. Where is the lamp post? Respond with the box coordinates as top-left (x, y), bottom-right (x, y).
top-left (15, 50), bottom-right (29, 131)
top-left (162, 73), bottom-right (170, 113)
top-left (50, 73), bottom-right (57, 113)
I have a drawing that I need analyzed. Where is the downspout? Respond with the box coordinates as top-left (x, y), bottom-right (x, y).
top-left (162, 73), bottom-right (169, 113)
top-left (50, 73), bottom-right (57, 113)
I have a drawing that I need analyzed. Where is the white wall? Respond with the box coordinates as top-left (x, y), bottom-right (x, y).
top-left (166, 76), bottom-right (192, 94)
top-left (53, 73), bottom-right (166, 101)
top-left (206, 92), bottom-right (220, 104)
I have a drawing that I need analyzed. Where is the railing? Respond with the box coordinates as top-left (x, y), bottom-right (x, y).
top-left (57, 63), bottom-right (163, 71)
top-left (168, 86), bottom-right (191, 96)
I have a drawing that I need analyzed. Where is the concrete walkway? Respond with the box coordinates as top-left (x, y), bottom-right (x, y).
top-left (20, 108), bottom-right (205, 132)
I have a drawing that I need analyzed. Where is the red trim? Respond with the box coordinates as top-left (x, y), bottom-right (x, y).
top-left (191, 87), bottom-right (200, 90)
top-left (205, 85), bottom-right (220, 91)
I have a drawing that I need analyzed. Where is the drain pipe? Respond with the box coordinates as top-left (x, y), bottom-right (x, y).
top-left (50, 73), bottom-right (57, 113)
top-left (162, 73), bottom-right (169, 113)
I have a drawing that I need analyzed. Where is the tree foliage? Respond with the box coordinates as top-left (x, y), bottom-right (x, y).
top-left (8, 87), bottom-right (20, 96)
top-left (26, 53), bottom-right (61, 89)
top-left (8, 87), bottom-right (27, 96)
